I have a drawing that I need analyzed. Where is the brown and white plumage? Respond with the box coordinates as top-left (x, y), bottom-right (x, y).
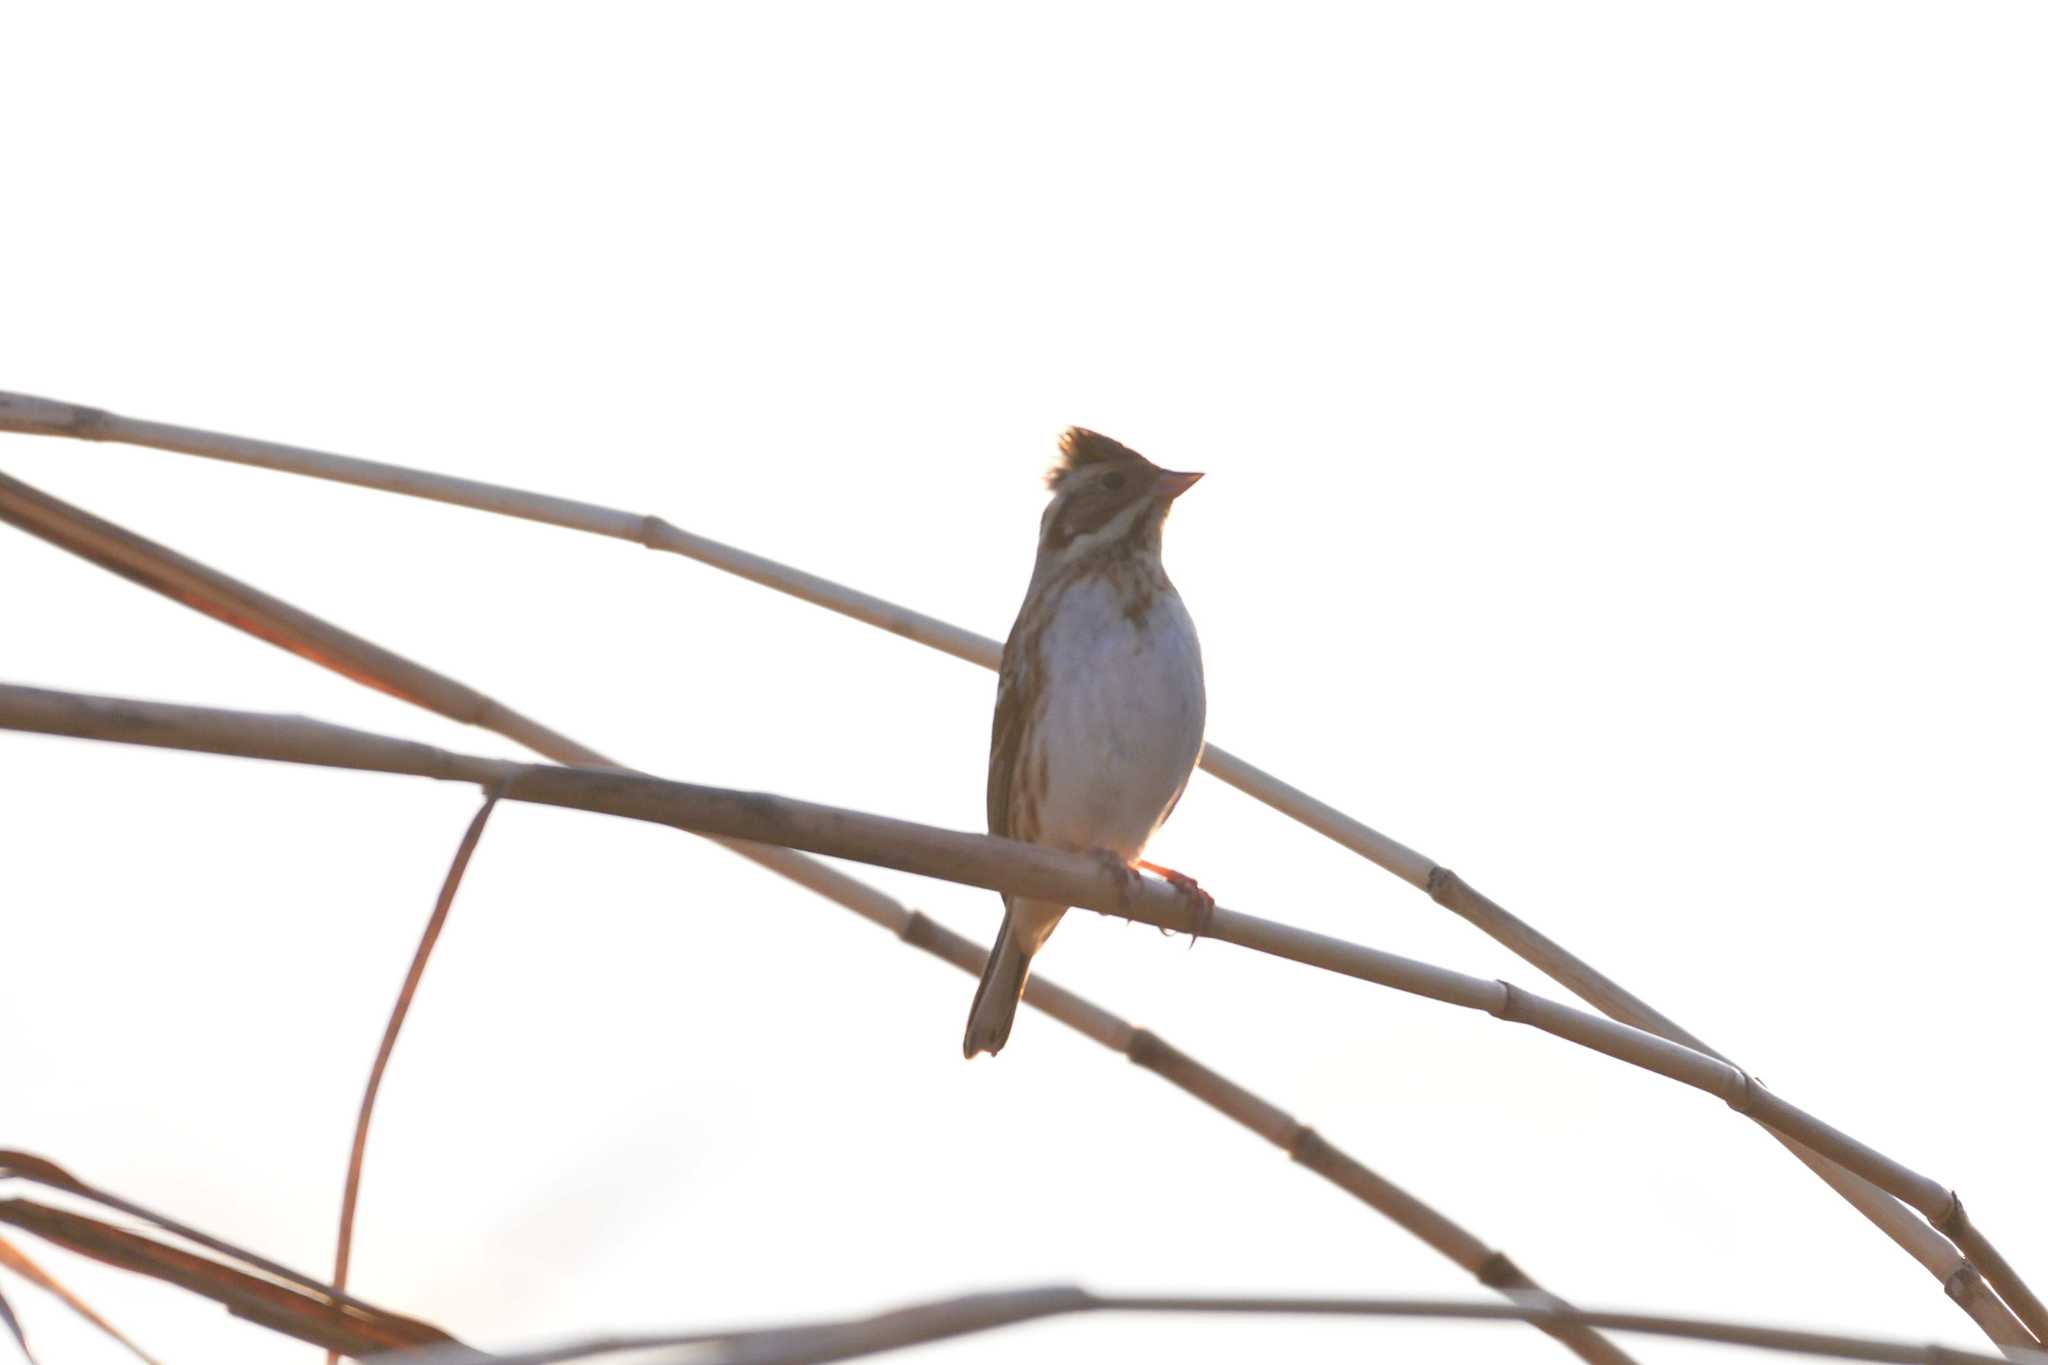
top-left (963, 428), bottom-right (1207, 1058)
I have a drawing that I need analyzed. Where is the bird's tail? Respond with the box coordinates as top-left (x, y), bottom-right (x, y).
top-left (963, 913), bottom-right (1032, 1058)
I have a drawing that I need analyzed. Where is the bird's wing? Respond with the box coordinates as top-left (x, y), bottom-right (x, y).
top-left (986, 626), bottom-right (1036, 843)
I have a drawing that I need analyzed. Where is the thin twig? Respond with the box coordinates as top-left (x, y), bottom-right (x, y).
top-left (375, 1284), bottom-right (2038, 1365)
top-left (2, 392), bottom-right (2030, 1350)
top-left (0, 472), bottom-right (1638, 1363)
top-left (328, 792), bottom-right (501, 1365)
top-left (0, 680), bottom-right (2015, 1269)
top-left (0, 1256), bottom-right (33, 1365)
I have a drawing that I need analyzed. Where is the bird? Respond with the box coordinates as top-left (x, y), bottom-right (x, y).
top-left (963, 427), bottom-right (1209, 1058)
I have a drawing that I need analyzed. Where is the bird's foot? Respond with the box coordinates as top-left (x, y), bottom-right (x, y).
top-left (1088, 847), bottom-right (1144, 919)
top-left (1137, 860), bottom-right (1215, 947)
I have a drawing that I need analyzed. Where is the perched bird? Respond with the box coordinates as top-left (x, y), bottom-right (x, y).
top-left (963, 427), bottom-right (1209, 1058)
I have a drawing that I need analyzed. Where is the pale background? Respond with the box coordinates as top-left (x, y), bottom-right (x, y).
top-left (3, 5), bottom-right (2044, 1363)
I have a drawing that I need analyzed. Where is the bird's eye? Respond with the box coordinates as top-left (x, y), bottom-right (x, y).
top-left (1101, 472), bottom-right (1126, 492)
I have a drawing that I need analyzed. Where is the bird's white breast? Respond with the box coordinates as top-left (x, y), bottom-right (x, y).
top-left (1029, 571), bottom-right (1206, 857)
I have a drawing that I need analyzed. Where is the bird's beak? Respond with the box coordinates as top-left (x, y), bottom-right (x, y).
top-left (1155, 469), bottom-right (1204, 500)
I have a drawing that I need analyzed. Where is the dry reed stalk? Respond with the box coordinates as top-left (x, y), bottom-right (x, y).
top-left (0, 488), bottom-right (1636, 1365)
top-left (0, 392), bottom-right (2028, 1351)
top-left (328, 793), bottom-right (500, 1365)
top-left (2, 680), bottom-right (2021, 1288)
top-left (381, 1285), bottom-right (2038, 1365)
top-left (0, 387), bottom-right (1434, 887)
top-left (0, 1233), bottom-right (161, 1365)
top-left (0, 1151), bottom-right (398, 1322)
top-left (0, 1197), bottom-right (456, 1356)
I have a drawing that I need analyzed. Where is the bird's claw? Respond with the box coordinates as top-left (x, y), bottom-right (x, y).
top-left (1138, 860), bottom-right (1215, 947)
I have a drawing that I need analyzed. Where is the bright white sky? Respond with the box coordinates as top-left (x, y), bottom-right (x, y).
top-left (3, 6), bottom-right (2045, 1364)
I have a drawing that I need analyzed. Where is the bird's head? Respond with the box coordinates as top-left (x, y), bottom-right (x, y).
top-left (1034, 427), bottom-right (1201, 570)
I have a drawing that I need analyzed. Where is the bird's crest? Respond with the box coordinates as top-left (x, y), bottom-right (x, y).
top-left (1047, 427), bottom-right (1150, 488)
